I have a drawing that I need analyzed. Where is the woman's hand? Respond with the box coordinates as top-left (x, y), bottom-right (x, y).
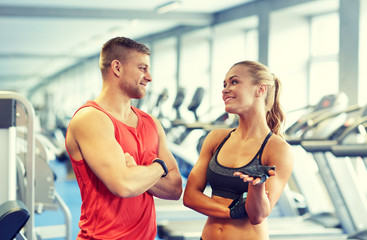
top-left (233, 168), bottom-right (276, 185)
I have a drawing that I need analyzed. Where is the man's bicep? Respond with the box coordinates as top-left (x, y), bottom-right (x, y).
top-left (73, 111), bottom-right (126, 181)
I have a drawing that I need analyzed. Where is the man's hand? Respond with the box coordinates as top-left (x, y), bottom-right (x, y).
top-left (125, 152), bottom-right (137, 167)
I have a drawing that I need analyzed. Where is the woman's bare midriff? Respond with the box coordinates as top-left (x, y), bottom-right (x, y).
top-left (201, 196), bottom-right (269, 240)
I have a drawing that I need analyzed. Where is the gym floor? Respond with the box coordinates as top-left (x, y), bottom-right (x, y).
top-left (35, 159), bottom-right (81, 240)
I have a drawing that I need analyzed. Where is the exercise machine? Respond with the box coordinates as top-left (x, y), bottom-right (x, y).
top-left (285, 93), bottom-right (352, 228)
top-left (300, 102), bottom-right (367, 239)
top-left (328, 107), bottom-right (367, 239)
top-left (0, 91), bottom-right (72, 240)
top-left (0, 200), bottom-right (30, 240)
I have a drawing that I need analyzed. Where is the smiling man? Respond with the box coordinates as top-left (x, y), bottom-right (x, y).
top-left (65, 37), bottom-right (182, 240)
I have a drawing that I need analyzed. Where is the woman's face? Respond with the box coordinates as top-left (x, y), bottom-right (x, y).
top-left (222, 65), bottom-right (257, 114)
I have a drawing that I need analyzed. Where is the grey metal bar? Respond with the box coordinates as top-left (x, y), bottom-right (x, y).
top-left (55, 191), bottom-right (72, 240)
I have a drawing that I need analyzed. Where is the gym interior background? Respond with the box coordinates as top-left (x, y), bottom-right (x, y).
top-left (1, 0), bottom-right (367, 239)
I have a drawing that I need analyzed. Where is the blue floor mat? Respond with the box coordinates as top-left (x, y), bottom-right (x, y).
top-left (35, 160), bottom-right (81, 240)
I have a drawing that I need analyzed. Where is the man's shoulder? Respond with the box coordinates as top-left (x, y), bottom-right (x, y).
top-left (131, 105), bottom-right (148, 115)
top-left (70, 105), bottom-right (112, 131)
top-left (132, 106), bottom-right (155, 122)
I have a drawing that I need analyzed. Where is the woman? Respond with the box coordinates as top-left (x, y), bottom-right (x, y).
top-left (183, 60), bottom-right (294, 240)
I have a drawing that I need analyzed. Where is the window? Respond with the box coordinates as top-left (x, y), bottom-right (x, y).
top-left (150, 37), bottom-right (177, 117)
top-left (309, 12), bottom-right (339, 104)
top-left (180, 28), bottom-right (211, 122)
top-left (211, 25), bottom-right (257, 120)
top-left (360, 0), bottom-right (367, 104)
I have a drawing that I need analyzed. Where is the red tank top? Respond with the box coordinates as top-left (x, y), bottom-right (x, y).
top-left (66, 101), bottom-right (159, 240)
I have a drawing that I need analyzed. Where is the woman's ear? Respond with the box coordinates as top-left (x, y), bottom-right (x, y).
top-left (256, 84), bottom-right (267, 97)
top-left (111, 60), bottom-right (122, 77)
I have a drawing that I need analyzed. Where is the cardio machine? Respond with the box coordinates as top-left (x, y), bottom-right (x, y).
top-left (316, 105), bottom-right (367, 240)
top-left (298, 97), bottom-right (367, 239)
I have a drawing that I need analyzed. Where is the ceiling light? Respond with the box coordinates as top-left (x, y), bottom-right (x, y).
top-left (155, 1), bottom-right (181, 14)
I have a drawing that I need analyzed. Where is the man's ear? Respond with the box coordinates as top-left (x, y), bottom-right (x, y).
top-left (256, 84), bottom-right (267, 97)
top-left (111, 60), bottom-right (122, 77)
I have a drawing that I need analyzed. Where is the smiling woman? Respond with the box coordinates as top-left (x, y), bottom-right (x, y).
top-left (183, 60), bottom-right (293, 240)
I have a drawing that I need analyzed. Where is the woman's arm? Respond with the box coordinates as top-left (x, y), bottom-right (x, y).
top-left (235, 136), bottom-right (294, 224)
top-left (183, 129), bottom-right (232, 218)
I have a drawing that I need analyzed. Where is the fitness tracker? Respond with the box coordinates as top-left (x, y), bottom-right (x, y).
top-left (153, 159), bottom-right (168, 177)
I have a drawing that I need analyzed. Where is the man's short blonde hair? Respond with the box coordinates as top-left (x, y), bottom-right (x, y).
top-left (99, 37), bottom-right (150, 77)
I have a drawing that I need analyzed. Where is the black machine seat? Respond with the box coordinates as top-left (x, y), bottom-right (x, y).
top-left (187, 87), bottom-right (204, 121)
top-left (0, 200), bottom-right (30, 240)
top-left (172, 87), bottom-right (186, 122)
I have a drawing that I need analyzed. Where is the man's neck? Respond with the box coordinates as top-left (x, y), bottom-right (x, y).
top-left (94, 92), bottom-right (138, 127)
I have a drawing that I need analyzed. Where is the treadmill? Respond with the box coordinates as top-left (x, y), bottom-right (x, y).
top-left (300, 103), bottom-right (367, 239)
top-left (329, 110), bottom-right (367, 240)
top-left (285, 93), bottom-right (353, 228)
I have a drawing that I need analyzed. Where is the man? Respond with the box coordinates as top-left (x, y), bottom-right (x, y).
top-left (65, 37), bottom-right (182, 239)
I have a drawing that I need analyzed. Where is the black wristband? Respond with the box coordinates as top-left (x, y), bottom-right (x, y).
top-left (229, 193), bottom-right (248, 219)
top-left (153, 159), bottom-right (168, 178)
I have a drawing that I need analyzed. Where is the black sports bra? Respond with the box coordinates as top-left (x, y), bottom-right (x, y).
top-left (206, 129), bottom-right (273, 199)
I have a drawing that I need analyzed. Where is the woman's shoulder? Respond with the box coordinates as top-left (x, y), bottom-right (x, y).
top-left (207, 128), bottom-right (235, 141)
top-left (266, 134), bottom-right (292, 153)
top-left (269, 134), bottom-right (291, 149)
top-left (196, 128), bottom-right (236, 163)
top-left (264, 133), bottom-right (294, 165)
top-left (204, 128), bottom-right (235, 149)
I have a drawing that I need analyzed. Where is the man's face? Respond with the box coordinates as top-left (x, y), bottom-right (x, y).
top-left (119, 51), bottom-right (152, 99)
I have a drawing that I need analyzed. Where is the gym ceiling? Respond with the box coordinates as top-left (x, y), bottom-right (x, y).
top-left (0, 0), bottom-right (258, 94)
